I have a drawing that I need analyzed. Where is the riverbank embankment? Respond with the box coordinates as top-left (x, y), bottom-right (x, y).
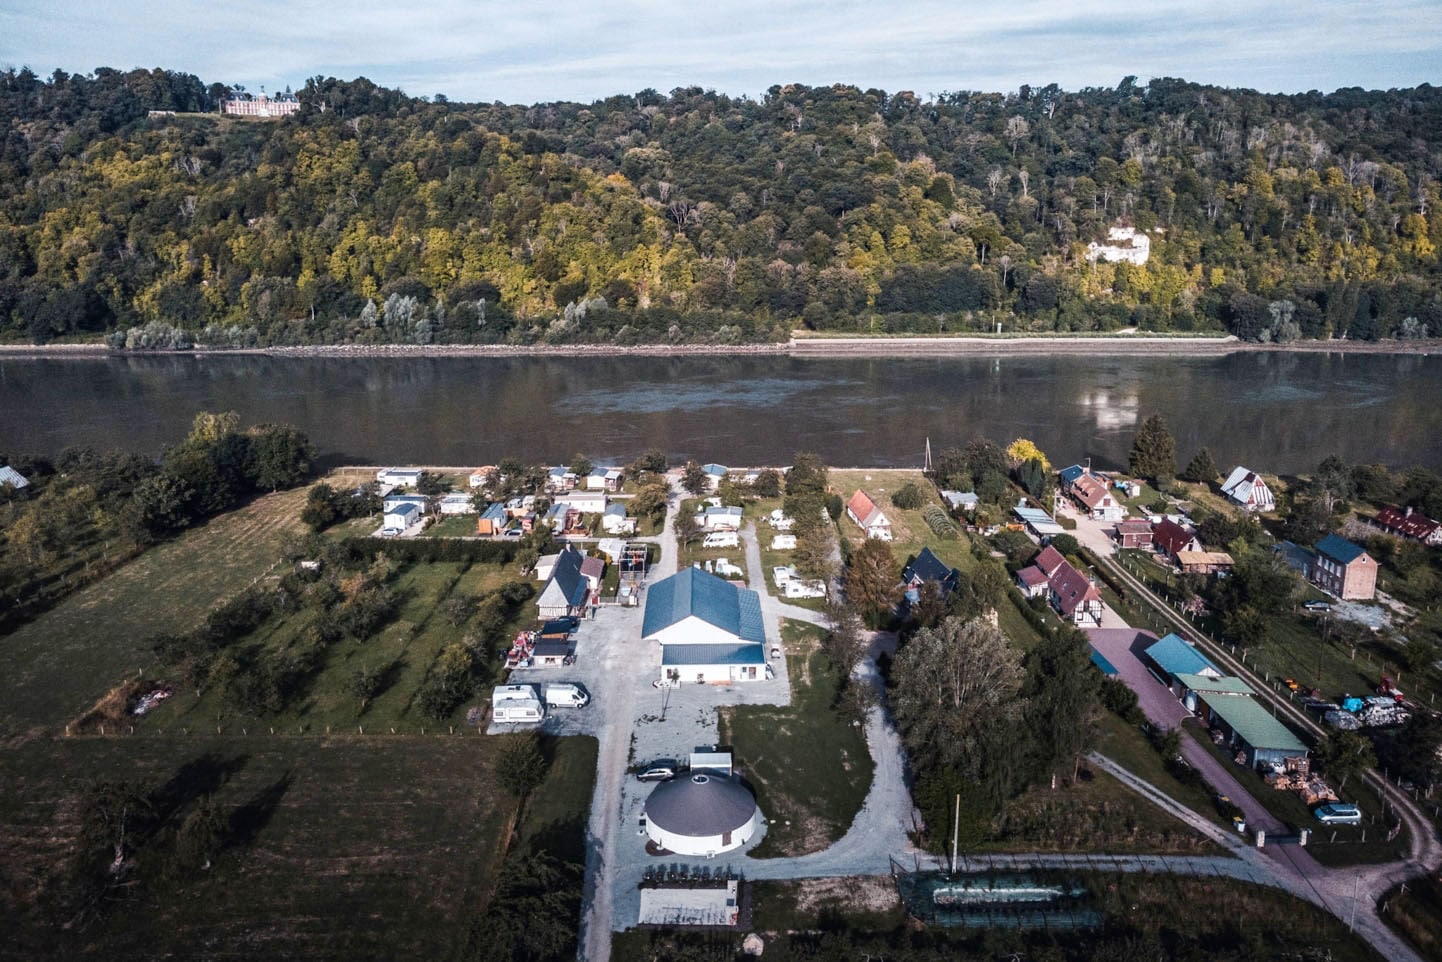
top-left (2, 335), bottom-right (1440, 360)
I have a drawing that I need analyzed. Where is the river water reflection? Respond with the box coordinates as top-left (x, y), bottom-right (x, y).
top-left (1, 351), bottom-right (1438, 472)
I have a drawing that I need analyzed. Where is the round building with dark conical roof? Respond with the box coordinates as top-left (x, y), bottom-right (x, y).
top-left (643, 773), bottom-right (762, 857)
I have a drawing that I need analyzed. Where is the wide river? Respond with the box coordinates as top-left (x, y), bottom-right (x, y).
top-left (1, 351), bottom-right (1439, 473)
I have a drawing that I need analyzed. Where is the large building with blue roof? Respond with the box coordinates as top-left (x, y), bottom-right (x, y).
top-left (643, 567), bottom-right (769, 683)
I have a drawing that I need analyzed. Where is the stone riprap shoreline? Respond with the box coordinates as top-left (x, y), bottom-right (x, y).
top-left (2, 334), bottom-right (1440, 359)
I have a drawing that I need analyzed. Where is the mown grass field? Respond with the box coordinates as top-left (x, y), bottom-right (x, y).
top-left (0, 732), bottom-right (597, 961)
top-left (828, 468), bottom-right (976, 576)
top-left (718, 622), bottom-right (873, 858)
top-left (0, 485), bottom-right (312, 734)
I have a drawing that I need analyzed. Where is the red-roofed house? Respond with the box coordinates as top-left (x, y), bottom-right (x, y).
top-left (1114, 518), bottom-right (1153, 550)
top-left (1016, 565), bottom-right (1050, 599)
top-left (846, 490), bottom-right (893, 541)
top-left (1071, 474), bottom-right (1127, 522)
top-left (1153, 519), bottom-right (1202, 562)
top-left (1048, 562), bottom-right (1104, 626)
top-left (1033, 544), bottom-right (1068, 578)
top-left (1373, 505), bottom-right (1442, 546)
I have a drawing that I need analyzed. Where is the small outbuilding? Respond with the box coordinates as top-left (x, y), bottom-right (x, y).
top-left (643, 773), bottom-right (762, 857)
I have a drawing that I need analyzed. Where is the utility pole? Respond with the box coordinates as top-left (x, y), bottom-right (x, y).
top-left (950, 792), bottom-right (960, 875)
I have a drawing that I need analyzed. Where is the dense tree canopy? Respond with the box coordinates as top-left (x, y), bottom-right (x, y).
top-left (2, 69), bottom-right (1439, 345)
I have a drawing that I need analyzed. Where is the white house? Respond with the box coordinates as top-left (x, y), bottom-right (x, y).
top-left (643, 567), bottom-right (768, 684)
top-left (1070, 473), bottom-right (1127, 522)
top-left (558, 489), bottom-right (607, 514)
top-left (383, 493), bottom-right (429, 514)
top-left (1085, 226), bottom-right (1151, 265)
top-left (845, 490), bottom-right (892, 541)
top-left (1221, 467), bottom-right (1276, 512)
top-left (586, 468), bottom-right (625, 492)
top-left (601, 503), bottom-right (637, 534)
top-left (695, 505), bottom-right (744, 531)
top-left (376, 467), bottom-right (423, 488)
top-left (701, 463), bottom-right (729, 490)
top-left (438, 493), bottom-right (476, 515)
top-left (384, 502), bottom-right (421, 531)
top-left (468, 467), bottom-right (495, 489)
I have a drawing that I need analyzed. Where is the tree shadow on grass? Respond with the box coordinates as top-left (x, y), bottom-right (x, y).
top-left (148, 752), bottom-right (250, 831)
top-left (227, 771), bottom-right (293, 849)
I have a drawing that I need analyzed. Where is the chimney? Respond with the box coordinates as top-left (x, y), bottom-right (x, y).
top-left (1405, 506), bottom-right (1413, 517)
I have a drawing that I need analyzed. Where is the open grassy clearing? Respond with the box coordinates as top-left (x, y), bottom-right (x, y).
top-left (828, 468), bottom-right (976, 575)
top-left (144, 555), bottom-right (527, 732)
top-left (0, 732), bottom-right (596, 961)
top-left (718, 622), bottom-right (872, 858)
top-left (1382, 873), bottom-right (1442, 961)
top-left (1093, 711), bottom-right (1233, 832)
top-left (0, 486), bottom-right (312, 734)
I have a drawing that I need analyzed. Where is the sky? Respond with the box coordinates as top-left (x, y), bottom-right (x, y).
top-left (2, 0), bottom-right (1440, 105)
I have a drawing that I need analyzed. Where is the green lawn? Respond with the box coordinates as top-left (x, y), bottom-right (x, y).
top-left (0, 485), bottom-right (312, 733)
top-left (1093, 711), bottom-right (1234, 833)
top-left (421, 515), bottom-right (480, 538)
top-left (828, 469), bottom-right (975, 575)
top-left (0, 731), bottom-right (595, 961)
top-left (718, 623), bottom-right (872, 858)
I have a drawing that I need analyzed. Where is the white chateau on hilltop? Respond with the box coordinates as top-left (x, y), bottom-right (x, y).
top-left (221, 91), bottom-right (302, 118)
top-left (1086, 226), bottom-right (1151, 265)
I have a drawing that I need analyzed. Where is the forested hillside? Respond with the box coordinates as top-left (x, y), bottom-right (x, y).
top-left (1, 68), bottom-right (1439, 346)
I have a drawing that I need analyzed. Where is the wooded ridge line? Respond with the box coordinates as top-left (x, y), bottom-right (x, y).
top-left (1, 70), bottom-right (1438, 348)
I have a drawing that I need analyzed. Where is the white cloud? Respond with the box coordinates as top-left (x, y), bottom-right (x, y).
top-left (1, 0), bottom-right (1439, 103)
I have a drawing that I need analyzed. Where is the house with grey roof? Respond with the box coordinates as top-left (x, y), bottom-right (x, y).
top-left (643, 567), bottom-right (768, 683)
top-left (1310, 534), bottom-right (1378, 601)
top-left (538, 546), bottom-right (592, 619)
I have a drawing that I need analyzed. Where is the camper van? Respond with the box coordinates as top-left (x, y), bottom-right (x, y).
top-left (492, 685), bottom-right (545, 723)
top-left (703, 531), bottom-right (740, 549)
top-left (543, 683), bottom-right (590, 709)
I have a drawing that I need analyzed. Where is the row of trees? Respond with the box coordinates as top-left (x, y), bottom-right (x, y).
top-left (2, 70), bottom-right (1438, 345)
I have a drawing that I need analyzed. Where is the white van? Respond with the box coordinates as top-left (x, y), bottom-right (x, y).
top-left (702, 531), bottom-right (739, 549)
top-left (544, 683), bottom-right (590, 708)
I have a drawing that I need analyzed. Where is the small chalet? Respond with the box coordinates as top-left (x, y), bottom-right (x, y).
top-left (558, 489), bottom-right (607, 514)
top-left (586, 468), bottom-right (625, 492)
top-left (476, 502), bottom-right (508, 535)
top-left (901, 547), bottom-right (961, 598)
top-left (468, 467), bottom-right (495, 489)
top-left (384, 502), bottom-right (421, 531)
top-left (941, 490), bottom-right (979, 513)
top-left (601, 503), bottom-right (637, 534)
top-left (846, 490), bottom-right (893, 541)
top-left (383, 493), bottom-right (428, 515)
top-left (1309, 534), bottom-right (1378, 601)
top-left (1071, 473), bottom-right (1126, 522)
top-left (1221, 467), bottom-right (1275, 512)
top-left (1152, 519), bottom-right (1202, 562)
top-left (376, 467), bottom-right (423, 488)
top-left (1373, 505), bottom-right (1442, 546)
top-left (701, 463), bottom-right (729, 490)
top-left (438, 493), bottom-right (476, 515)
top-left (1114, 518), bottom-right (1153, 550)
top-left (545, 466), bottom-right (578, 494)
top-left (695, 505), bottom-right (744, 531)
